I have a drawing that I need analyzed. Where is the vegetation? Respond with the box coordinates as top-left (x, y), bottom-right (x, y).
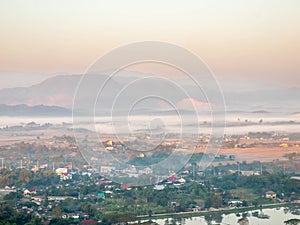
top-left (285, 219), bottom-right (300, 225)
top-left (0, 168), bottom-right (59, 188)
top-left (0, 204), bottom-right (42, 225)
top-left (0, 160), bottom-right (300, 224)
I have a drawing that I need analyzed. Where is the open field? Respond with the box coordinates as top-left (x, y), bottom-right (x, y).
top-left (219, 147), bottom-right (300, 162)
top-left (230, 189), bottom-right (256, 201)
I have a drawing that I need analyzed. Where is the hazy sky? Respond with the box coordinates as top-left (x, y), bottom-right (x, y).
top-left (0, 0), bottom-right (299, 87)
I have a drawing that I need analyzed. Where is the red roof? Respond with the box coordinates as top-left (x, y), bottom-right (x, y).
top-left (121, 184), bottom-right (131, 189)
top-left (28, 187), bottom-right (38, 192)
top-left (98, 180), bottom-right (110, 185)
top-left (168, 175), bottom-right (177, 182)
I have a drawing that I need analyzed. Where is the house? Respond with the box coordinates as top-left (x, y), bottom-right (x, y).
top-left (47, 196), bottom-right (76, 201)
top-left (105, 146), bottom-right (114, 151)
top-left (178, 178), bottom-right (186, 184)
top-left (60, 172), bottom-right (72, 180)
top-left (192, 206), bottom-right (201, 212)
top-left (265, 191), bottom-right (276, 199)
top-left (153, 185), bottom-right (165, 190)
top-left (23, 189), bottom-right (31, 197)
top-left (120, 184), bottom-right (131, 190)
top-left (100, 166), bottom-right (115, 174)
top-left (280, 143), bottom-right (288, 148)
top-left (23, 188), bottom-right (38, 197)
top-left (31, 196), bottom-right (45, 202)
top-left (55, 168), bottom-right (68, 175)
top-left (173, 182), bottom-right (182, 187)
top-left (123, 165), bottom-right (137, 174)
top-left (97, 192), bottom-right (105, 198)
top-left (228, 200), bottom-right (242, 207)
top-left (291, 176), bottom-right (300, 181)
top-left (241, 170), bottom-right (260, 176)
top-left (168, 175), bottom-right (177, 183)
top-left (138, 167), bottom-right (153, 175)
top-left (62, 213), bottom-right (79, 220)
top-left (97, 180), bottom-right (111, 185)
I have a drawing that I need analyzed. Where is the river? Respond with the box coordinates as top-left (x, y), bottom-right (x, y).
top-left (151, 207), bottom-right (300, 225)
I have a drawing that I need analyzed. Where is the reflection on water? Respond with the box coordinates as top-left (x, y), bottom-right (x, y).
top-left (153, 207), bottom-right (300, 225)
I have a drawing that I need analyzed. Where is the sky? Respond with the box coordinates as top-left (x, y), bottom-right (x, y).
top-left (0, 0), bottom-right (299, 87)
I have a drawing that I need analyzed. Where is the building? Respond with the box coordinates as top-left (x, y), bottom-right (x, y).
top-left (168, 175), bottom-right (177, 183)
top-left (100, 166), bottom-right (115, 174)
top-left (153, 185), bottom-right (165, 190)
top-left (138, 167), bottom-right (153, 175)
top-left (120, 184), bottom-right (131, 190)
top-left (97, 192), bottom-right (105, 198)
top-left (23, 188), bottom-right (38, 197)
top-left (241, 171), bottom-right (260, 176)
top-left (265, 191), bottom-right (276, 199)
top-left (55, 168), bottom-right (68, 175)
top-left (178, 178), bottom-right (186, 184)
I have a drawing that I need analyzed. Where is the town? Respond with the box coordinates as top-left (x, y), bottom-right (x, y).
top-left (0, 122), bottom-right (300, 224)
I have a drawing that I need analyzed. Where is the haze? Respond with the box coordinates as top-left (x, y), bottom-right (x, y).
top-left (0, 0), bottom-right (299, 88)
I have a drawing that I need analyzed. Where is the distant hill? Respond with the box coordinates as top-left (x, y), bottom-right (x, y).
top-left (0, 72), bottom-right (299, 114)
top-left (0, 75), bottom-right (81, 108)
top-left (0, 104), bottom-right (71, 117)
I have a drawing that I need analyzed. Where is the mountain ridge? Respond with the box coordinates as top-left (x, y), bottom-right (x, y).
top-left (0, 72), bottom-right (299, 114)
top-left (0, 104), bottom-right (71, 117)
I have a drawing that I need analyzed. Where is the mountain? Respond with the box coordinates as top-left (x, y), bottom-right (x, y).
top-left (0, 72), bottom-right (299, 114)
top-left (0, 75), bottom-right (80, 108)
top-left (0, 104), bottom-right (71, 117)
top-left (0, 73), bottom-right (212, 113)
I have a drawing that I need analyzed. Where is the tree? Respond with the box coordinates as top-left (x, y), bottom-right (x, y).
top-left (53, 206), bottom-right (62, 218)
top-left (24, 217), bottom-right (42, 225)
top-left (3, 191), bottom-right (22, 201)
top-left (60, 198), bottom-right (78, 213)
top-left (238, 217), bottom-right (249, 225)
top-left (211, 213), bottom-right (223, 224)
top-left (284, 219), bottom-right (300, 225)
top-left (19, 170), bottom-right (32, 183)
top-left (148, 210), bottom-right (153, 221)
top-left (80, 202), bottom-right (96, 217)
top-left (0, 204), bottom-right (42, 225)
top-left (252, 200), bottom-right (259, 207)
top-left (101, 212), bottom-right (135, 224)
top-left (49, 218), bottom-right (74, 225)
top-left (242, 200), bottom-right (248, 207)
top-left (204, 214), bottom-right (213, 225)
top-left (205, 193), bottom-right (222, 209)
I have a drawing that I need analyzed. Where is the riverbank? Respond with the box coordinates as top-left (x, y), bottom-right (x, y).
top-left (136, 202), bottom-right (299, 220)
